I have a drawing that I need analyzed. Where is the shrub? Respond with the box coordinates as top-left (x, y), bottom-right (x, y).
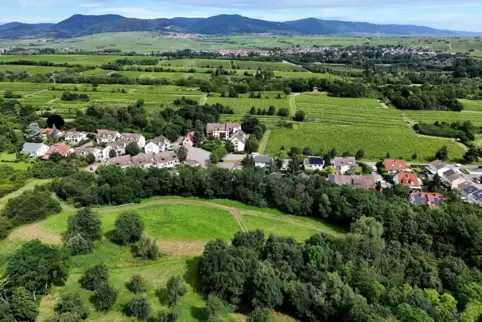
top-left (92, 283), bottom-right (118, 312)
top-left (124, 296), bottom-right (150, 320)
top-left (166, 276), bottom-right (186, 307)
top-left (127, 274), bottom-right (147, 294)
top-left (205, 294), bottom-right (231, 322)
top-left (80, 264), bottom-right (109, 291)
top-left (10, 287), bottom-right (39, 322)
top-left (0, 216), bottom-right (11, 240)
top-left (133, 236), bottom-right (160, 260)
top-left (247, 308), bottom-right (273, 322)
top-left (112, 212), bottom-right (145, 245)
top-left (66, 234), bottom-right (93, 256)
top-left (55, 292), bottom-right (88, 320)
top-left (67, 208), bottom-right (102, 242)
top-left (157, 310), bottom-right (178, 322)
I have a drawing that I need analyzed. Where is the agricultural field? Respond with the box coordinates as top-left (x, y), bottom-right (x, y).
top-left (207, 92), bottom-right (289, 115)
top-left (163, 58), bottom-right (299, 71)
top-left (1, 196), bottom-right (336, 321)
top-left (459, 99), bottom-right (482, 112)
top-left (0, 64), bottom-right (68, 73)
top-left (402, 109), bottom-right (482, 127)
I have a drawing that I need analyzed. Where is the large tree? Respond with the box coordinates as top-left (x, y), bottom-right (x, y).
top-left (23, 123), bottom-right (42, 143)
top-left (112, 212), bottom-right (144, 245)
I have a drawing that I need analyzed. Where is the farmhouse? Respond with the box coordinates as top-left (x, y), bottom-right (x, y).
top-left (409, 192), bottom-right (444, 208)
top-left (144, 136), bottom-right (170, 154)
top-left (96, 130), bottom-right (120, 144)
top-left (20, 143), bottom-right (49, 157)
top-left (254, 156), bottom-right (274, 168)
top-left (43, 143), bottom-right (72, 160)
top-left (394, 173), bottom-right (422, 190)
top-left (383, 159), bottom-right (409, 173)
top-left (206, 123), bottom-right (242, 140)
top-left (120, 133), bottom-right (146, 148)
top-left (332, 157), bottom-right (357, 174)
top-left (304, 156), bottom-right (324, 170)
top-left (329, 175), bottom-right (376, 189)
top-left (64, 131), bottom-right (88, 144)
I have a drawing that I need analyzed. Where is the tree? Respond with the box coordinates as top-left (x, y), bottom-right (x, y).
top-left (225, 140), bottom-right (235, 153)
top-left (435, 146), bottom-right (449, 161)
top-left (210, 153), bottom-right (219, 164)
top-left (251, 262), bottom-right (283, 309)
top-left (10, 287), bottom-right (39, 322)
top-left (112, 212), bottom-right (145, 245)
top-left (250, 106), bottom-right (256, 115)
top-left (0, 303), bottom-right (14, 322)
top-left (132, 236), bottom-right (160, 260)
top-left (288, 154), bottom-right (302, 173)
top-left (293, 111), bottom-right (306, 122)
top-left (386, 152), bottom-right (391, 159)
top-left (125, 142), bottom-right (140, 156)
top-left (24, 123), bottom-right (42, 143)
top-left (109, 149), bottom-right (117, 158)
top-left (66, 234), bottom-right (92, 256)
top-left (205, 294), bottom-right (231, 322)
top-left (283, 87), bottom-right (292, 96)
top-left (92, 283), bottom-right (118, 312)
top-left (245, 137), bottom-right (259, 154)
top-left (247, 308), bottom-right (273, 322)
top-left (177, 147), bottom-right (188, 162)
top-left (277, 108), bottom-right (289, 117)
top-left (355, 149), bottom-right (365, 160)
top-left (67, 208), bottom-right (102, 242)
top-left (242, 155), bottom-right (255, 168)
top-left (85, 153), bottom-right (96, 164)
top-left (47, 114), bottom-right (65, 129)
top-left (127, 274), bottom-right (147, 294)
top-left (267, 106), bottom-right (276, 116)
top-left (302, 146), bottom-right (312, 156)
top-left (0, 217), bottom-right (10, 240)
top-left (157, 310), bottom-right (178, 322)
top-left (193, 131), bottom-right (204, 147)
top-left (80, 264), bottom-right (109, 291)
top-left (55, 292), bottom-right (88, 320)
top-left (166, 276), bottom-right (186, 307)
top-left (412, 153), bottom-right (418, 160)
top-left (124, 296), bottom-right (150, 320)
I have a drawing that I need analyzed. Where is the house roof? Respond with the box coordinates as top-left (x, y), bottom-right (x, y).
top-left (254, 156), bottom-right (273, 163)
top-left (120, 133), bottom-right (143, 140)
top-left (410, 192), bottom-right (444, 208)
top-left (43, 144), bottom-right (70, 159)
top-left (132, 153), bottom-right (156, 166)
top-left (21, 143), bottom-right (47, 154)
top-left (107, 155), bottom-right (132, 166)
top-left (154, 151), bottom-right (178, 164)
top-left (230, 130), bottom-right (247, 143)
top-left (473, 191), bottom-right (482, 200)
top-left (429, 160), bottom-right (446, 169)
top-left (329, 175), bottom-right (375, 188)
top-left (383, 159), bottom-right (408, 171)
top-left (148, 136), bottom-right (168, 145)
top-left (97, 129), bottom-right (119, 137)
top-left (184, 160), bottom-right (200, 166)
top-left (75, 146), bottom-right (100, 154)
top-left (305, 156), bottom-right (324, 166)
top-left (206, 123), bottom-right (241, 133)
top-left (442, 169), bottom-right (457, 178)
top-left (329, 174), bottom-right (354, 185)
top-left (396, 173), bottom-right (420, 188)
top-left (333, 157), bottom-right (356, 168)
top-left (446, 173), bottom-right (464, 183)
top-left (462, 185), bottom-right (479, 196)
top-left (107, 140), bottom-right (127, 149)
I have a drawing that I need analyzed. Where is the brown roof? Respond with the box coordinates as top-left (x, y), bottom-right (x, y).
top-left (154, 151), bottom-right (178, 164)
top-left (107, 155), bottom-right (132, 166)
top-left (120, 133), bottom-right (143, 140)
top-left (97, 129), bottom-right (119, 137)
top-left (384, 159), bottom-right (409, 171)
top-left (148, 136), bottom-right (168, 145)
top-left (206, 123), bottom-right (241, 133)
top-left (132, 153), bottom-right (156, 166)
top-left (333, 157), bottom-right (356, 168)
top-left (43, 143), bottom-right (70, 159)
top-left (329, 175), bottom-right (375, 188)
top-left (397, 173), bottom-right (420, 188)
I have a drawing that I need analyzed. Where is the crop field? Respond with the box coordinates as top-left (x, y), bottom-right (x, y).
top-left (0, 64), bottom-right (68, 73)
top-left (207, 95), bottom-right (289, 115)
top-left (163, 58), bottom-right (298, 71)
top-left (402, 110), bottom-right (482, 126)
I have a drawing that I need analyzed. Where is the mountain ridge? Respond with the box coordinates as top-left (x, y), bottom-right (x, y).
top-left (0, 14), bottom-right (480, 39)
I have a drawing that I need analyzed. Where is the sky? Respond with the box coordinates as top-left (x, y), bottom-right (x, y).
top-left (2, 0), bottom-right (482, 31)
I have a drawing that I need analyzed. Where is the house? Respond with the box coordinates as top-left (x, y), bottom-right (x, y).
top-left (425, 160), bottom-right (447, 176)
top-left (182, 131), bottom-right (195, 147)
top-left (132, 153), bottom-right (156, 168)
top-left (206, 123), bottom-right (242, 140)
top-left (107, 155), bottom-right (133, 168)
top-left (120, 133), bottom-right (146, 148)
top-left (254, 156), bottom-right (274, 168)
top-left (154, 151), bottom-right (180, 169)
top-left (332, 157), bottom-right (357, 174)
top-left (229, 130), bottom-right (248, 152)
top-left (383, 159), bottom-right (409, 173)
top-left (394, 173), bottom-right (422, 189)
top-left (409, 192), bottom-right (444, 208)
top-left (64, 131), bottom-right (88, 144)
top-left (43, 143), bottom-right (72, 160)
top-left (460, 183), bottom-right (480, 200)
top-left (75, 146), bottom-right (103, 162)
top-left (304, 156), bottom-right (324, 170)
top-left (442, 169), bottom-right (466, 189)
top-left (103, 141), bottom-right (127, 160)
top-left (96, 130), bottom-right (120, 144)
top-left (144, 136), bottom-right (170, 154)
top-left (20, 143), bottom-right (49, 157)
top-left (42, 125), bottom-right (63, 139)
top-left (329, 175), bottom-right (376, 189)
top-left (472, 190), bottom-right (482, 205)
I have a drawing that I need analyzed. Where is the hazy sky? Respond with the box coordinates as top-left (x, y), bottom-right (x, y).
top-left (2, 0), bottom-right (482, 31)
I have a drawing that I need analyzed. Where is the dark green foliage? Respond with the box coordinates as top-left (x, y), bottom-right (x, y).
top-left (231, 230), bottom-right (265, 253)
top-left (46, 114), bottom-right (65, 129)
top-left (85, 153), bottom-right (96, 164)
top-left (246, 308), bottom-right (273, 322)
top-left (225, 140), bottom-right (235, 153)
top-left (67, 208), bottom-right (102, 242)
top-left (435, 145), bottom-right (449, 161)
top-left (92, 283), bottom-right (118, 312)
top-left (166, 276), bottom-right (187, 307)
top-left (132, 236), bottom-right (160, 260)
top-left (177, 147), bottom-right (188, 162)
top-left (127, 274), bottom-right (147, 294)
top-left (125, 142), bottom-right (140, 156)
top-left (156, 310), bottom-right (178, 322)
top-left (414, 121), bottom-right (476, 143)
top-left (293, 110), bottom-right (306, 122)
top-left (66, 234), bottom-right (92, 256)
top-left (244, 137), bottom-right (259, 154)
top-left (10, 287), bottom-right (39, 322)
top-left (80, 264), bottom-right (108, 291)
top-left (55, 292), bottom-right (88, 320)
top-left (61, 92), bottom-right (89, 102)
top-left (112, 212), bottom-right (145, 245)
top-left (3, 240), bottom-right (69, 296)
top-left (277, 108), bottom-right (289, 117)
top-left (355, 148), bottom-right (365, 160)
top-left (1, 188), bottom-right (61, 226)
top-left (205, 294), bottom-right (231, 322)
top-left (0, 303), bottom-right (14, 322)
top-left (0, 216), bottom-right (11, 240)
top-left (251, 262), bottom-right (283, 309)
top-left (123, 296), bottom-right (150, 320)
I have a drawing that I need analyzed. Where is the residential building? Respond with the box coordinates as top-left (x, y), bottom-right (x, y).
top-left (442, 169), bottom-right (466, 189)
top-left (103, 141), bottom-right (127, 160)
top-left (329, 175), bottom-right (376, 189)
top-left (107, 155), bottom-right (132, 168)
top-left (472, 191), bottom-right (482, 205)
top-left (229, 130), bottom-right (248, 152)
top-left (20, 143), bottom-right (49, 157)
top-left (75, 146), bottom-right (103, 162)
top-left (304, 156), bottom-right (324, 170)
top-left (182, 131), bottom-right (195, 147)
top-left (184, 160), bottom-right (200, 167)
top-left (332, 157), bottom-right (357, 174)
top-left (461, 184), bottom-right (480, 201)
top-left (120, 133), bottom-right (146, 148)
top-left (144, 136), bottom-right (170, 154)
top-left (154, 151), bottom-right (180, 169)
top-left (254, 156), bottom-right (274, 168)
top-left (132, 153), bottom-right (156, 168)
top-left (425, 160), bottom-right (447, 176)
top-left (383, 159), bottom-right (409, 173)
top-left (409, 192), bottom-right (444, 208)
top-left (42, 125), bottom-right (63, 138)
top-left (64, 131), bottom-right (88, 144)
top-left (43, 143), bottom-right (72, 160)
top-left (96, 130), bottom-right (120, 144)
top-left (394, 173), bottom-right (422, 189)
top-left (206, 123), bottom-right (242, 140)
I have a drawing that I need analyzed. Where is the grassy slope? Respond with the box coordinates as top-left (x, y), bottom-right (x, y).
top-left (0, 178), bottom-right (52, 210)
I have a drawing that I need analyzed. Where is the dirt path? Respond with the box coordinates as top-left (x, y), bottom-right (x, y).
top-left (8, 222), bottom-right (63, 244)
top-left (258, 130), bottom-right (271, 155)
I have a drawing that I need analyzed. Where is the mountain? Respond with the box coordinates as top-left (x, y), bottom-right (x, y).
top-left (0, 14), bottom-right (479, 39)
top-left (188, 14), bottom-right (298, 34)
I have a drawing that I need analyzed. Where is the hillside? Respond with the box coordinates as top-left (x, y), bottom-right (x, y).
top-left (0, 14), bottom-right (479, 39)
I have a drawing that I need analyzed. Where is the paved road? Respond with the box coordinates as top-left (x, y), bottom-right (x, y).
top-left (187, 147), bottom-right (210, 168)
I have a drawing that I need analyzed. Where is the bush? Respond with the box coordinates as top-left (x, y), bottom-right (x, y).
top-left (277, 108), bottom-right (289, 117)
top-left (166, 276), bottom-right (186, 307)
top-left (80, 264), bottom-right (109, 291)
top-left (67, 208), bottom-right (102, 242)
top-left (124, 296), bottom-right (150, 320)
top-left (0, 216), bottom-right (11, 240)
top-left (55, 292), bottom-right (88, 320)
top-left (10, 287), bottom-right (39, 322)
top-left (247, 308), bottom-right (273, 322)
top-left (205, 294), bottom-right (231, 322)
top-left (112, 212), bottom-right (145, 245)
top-left (133, 236), bottom-right (160, 260)
top-left (127, 274), bottom-right (147, 294)
top-left (66, 233), bottom-right (93, 256)
top-left (157, 310), bottom-right (178, 322)
top-left (92, 283), bottom-right (118, 312)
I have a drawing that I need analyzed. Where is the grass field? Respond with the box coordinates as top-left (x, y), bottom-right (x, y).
top-left (162, 58), bottom-right (299, 71)
top-left (0, 178), bottom-right (52, 210)
top-left (207, 95), bottom-right (290, 115)
top-left (0, 64), bottom-right (68, 73)
top-left (0, 152), bottom-right (33, 171)
top-left (459, 99), bottom-right (482, 112)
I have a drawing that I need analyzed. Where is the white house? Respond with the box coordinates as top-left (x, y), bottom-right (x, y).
top-left (206, 123), bottom-right (242, 140)
top-left (64, 131), bottom-right (88, 144)
top-left (182, 132), bottom-right (195, 147)
top-left (20, 143), bottom-right (49, 157)
top-left (154, 151), bottom-right (180, 169)
top-left (332, 157), bottom-right (357, 174)
top-left (144, 136), bottom-right (171, 154)
top-left (304, 156), bottom-right (324, 170)
top-left (229, 130), bottom-right (248, 152)
top-left (120, 133), bottom-right (146, 148)
top-left (103, 141), bottom-right (127, 160)
top-left (96, 130), bottom-right (120, 144)
top-left (75, 146), bottom-right (103, 162)
top-left (254, 156), bottom-right (274, 168)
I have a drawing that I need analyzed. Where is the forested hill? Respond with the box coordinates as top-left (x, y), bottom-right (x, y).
top-left (0, 13), bottom-right (480, 39)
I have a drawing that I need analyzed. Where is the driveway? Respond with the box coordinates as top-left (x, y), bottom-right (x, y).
top-left (187, 147), bottom-right (210, 168)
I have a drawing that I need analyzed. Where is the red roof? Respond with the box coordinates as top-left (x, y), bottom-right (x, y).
top-left (384, 159), bottom-right (409, 171)
top-left (396, 173), bottom-right (420, 188)
top-left (43, 144), bottom-right (70, 159)
top-left (410, 192), bottom-right (444, 208)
